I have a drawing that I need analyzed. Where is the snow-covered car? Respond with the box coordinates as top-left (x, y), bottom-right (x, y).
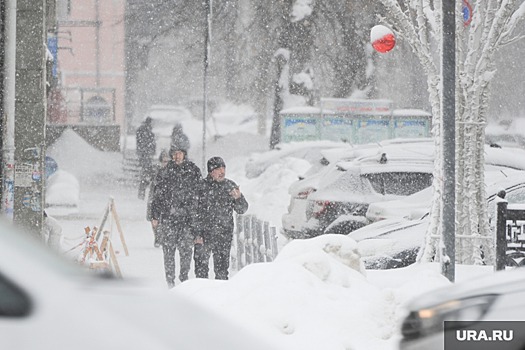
top-left (399, 267), bottom-right (525, 350)
top-left (366, 164), bottom-right (525, 223)
top-left (0, 221), bottom-right (283, 350)
top-left (349, 216), bottom-right (429, 269)
top-left (282, 140), bottom-right (525, 240)
top-left (282, 139), bottom-right (435, 239)
top-left (245, 140), bottom-right (348, 179)
top-left (350, 173), bottom-right (525, 270)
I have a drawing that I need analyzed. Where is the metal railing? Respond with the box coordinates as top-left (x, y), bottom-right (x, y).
top-left (231, 214), bottom-right (279, 271)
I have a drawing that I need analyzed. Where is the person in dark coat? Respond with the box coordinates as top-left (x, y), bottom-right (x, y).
top-left (151, 143), bottom-right (202, 288)
top-left (170, 123), bottom-right (190, 152)
top-left (147, 149), bottom-right (170, 248)
top-left (136, 117), bottom-right (157, 200)
top-left (194, 156), bottom-right (248, 280)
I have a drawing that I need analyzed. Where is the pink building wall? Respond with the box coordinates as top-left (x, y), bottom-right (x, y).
top-left (56, 0), bottom-right (126, 131)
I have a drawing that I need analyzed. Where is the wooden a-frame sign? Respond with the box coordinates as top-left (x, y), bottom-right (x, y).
top-left (80, 197), bottom-right (129, 278)
top-left (95, 197), bottom-right (129, 256)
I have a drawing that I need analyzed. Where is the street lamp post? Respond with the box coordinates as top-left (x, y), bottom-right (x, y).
top-left (202, 0), bottom-right (211, 170)
top-left (441, 0), bottom-right (456, 282)
top-left (1, 0), bottom-right (16, 219)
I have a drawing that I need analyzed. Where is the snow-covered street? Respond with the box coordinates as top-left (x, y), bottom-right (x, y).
top-left (4, 1), bottom-right (525, 348)
top-left (42, 126), bottom-right (495, 350)
top-left (52, 173), bottom-right (495, 349)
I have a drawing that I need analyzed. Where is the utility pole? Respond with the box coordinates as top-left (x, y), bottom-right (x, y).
top-left (202, 0), bottom-right (211, 170)
top-left (13, 1), bottom-right (47, 236)
top-left (1, 0), bottom-right (16, 219)
top-left (441, 0), bottom-right (456, 282)
top-left (0, 1), bottom-right (5, 209)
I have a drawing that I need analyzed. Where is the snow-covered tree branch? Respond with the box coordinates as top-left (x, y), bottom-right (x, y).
top-left (377, 0), bottom-right (525, 265)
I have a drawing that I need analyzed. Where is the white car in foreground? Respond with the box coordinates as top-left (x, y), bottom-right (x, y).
top-left (0, 221), bottom-right (283, 350)
top-left (399, 268), bottom-right (525, 349)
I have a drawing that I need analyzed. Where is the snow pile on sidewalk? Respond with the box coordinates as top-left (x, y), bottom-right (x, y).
top-left (175, 234), bottom-right (455, 350)
top-left (47, 129), bottom-right (125, 184)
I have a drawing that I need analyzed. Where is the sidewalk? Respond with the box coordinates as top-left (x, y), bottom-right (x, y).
top-left (57, 179), bottom-right (167, 288)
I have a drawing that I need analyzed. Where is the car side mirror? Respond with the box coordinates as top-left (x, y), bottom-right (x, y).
top-left (0, 274), bottom-right (32, 317)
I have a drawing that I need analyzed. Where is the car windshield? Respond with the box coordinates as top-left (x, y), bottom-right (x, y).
top-left (364, 172), bottom-right (433, 196)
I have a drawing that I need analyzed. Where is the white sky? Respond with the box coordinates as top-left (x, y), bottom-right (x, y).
top-left (46, 104), bottom-right (496, 350)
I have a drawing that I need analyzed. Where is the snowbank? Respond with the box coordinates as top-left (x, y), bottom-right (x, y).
top-left (175, 236), bottom-right (453, 350)
top-left (47, 129), bottom-right (125, 184)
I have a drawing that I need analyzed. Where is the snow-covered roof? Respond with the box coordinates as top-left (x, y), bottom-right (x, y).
top-left (392, 109), bottom-right (431, 117)
top-left (280, 106), bottom-right (323, 114)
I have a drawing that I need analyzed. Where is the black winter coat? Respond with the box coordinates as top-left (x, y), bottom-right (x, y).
top-left (151, 159), bottom-right (202, 226)
top-left (146, 163), bottom-right (166, 221)
top-left (136, 123), bottom-right (156, 157)
top-left (197, 176), bottom-right (248, 238)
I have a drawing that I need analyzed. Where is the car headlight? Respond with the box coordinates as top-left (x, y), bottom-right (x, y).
top-left (401, 294), bottom-right (498, 340)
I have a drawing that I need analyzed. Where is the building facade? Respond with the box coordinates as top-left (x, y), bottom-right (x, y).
top-left (49, 0), bottom-right (125, 150)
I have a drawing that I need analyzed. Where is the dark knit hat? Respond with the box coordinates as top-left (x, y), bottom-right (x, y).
top-left (169, 146), bottom-right (187, 158)
top-left (169, 137), bottom-right (190, 157)
top-left (207, 156), bottom-right (226, 173)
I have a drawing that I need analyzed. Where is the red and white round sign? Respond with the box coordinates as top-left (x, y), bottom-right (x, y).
top-left (370, 25), bottom-right (396, 53)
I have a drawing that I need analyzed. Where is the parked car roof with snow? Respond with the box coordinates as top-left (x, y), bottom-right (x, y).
top-left (366, 162), bottom-right (525, 223)
top-left (244, 140), bottom-right (349, 179)
top-left (283, 140), bottom-right (525, 240)
top-left (282, 139), bottom-right (435, 239)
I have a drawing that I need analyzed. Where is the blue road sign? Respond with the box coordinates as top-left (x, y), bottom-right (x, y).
top-left (463, 0), bottom-right (473, 26)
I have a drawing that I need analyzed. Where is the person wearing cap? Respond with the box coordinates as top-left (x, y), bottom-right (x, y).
top-left (136, 116), bottom-right (156, 200)
top-left (170, 123), bottom-right (190, 152)
top-left (194, 156), bottom-right (248, 280)
top-left (151, 142), bottom-right (202, 288)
